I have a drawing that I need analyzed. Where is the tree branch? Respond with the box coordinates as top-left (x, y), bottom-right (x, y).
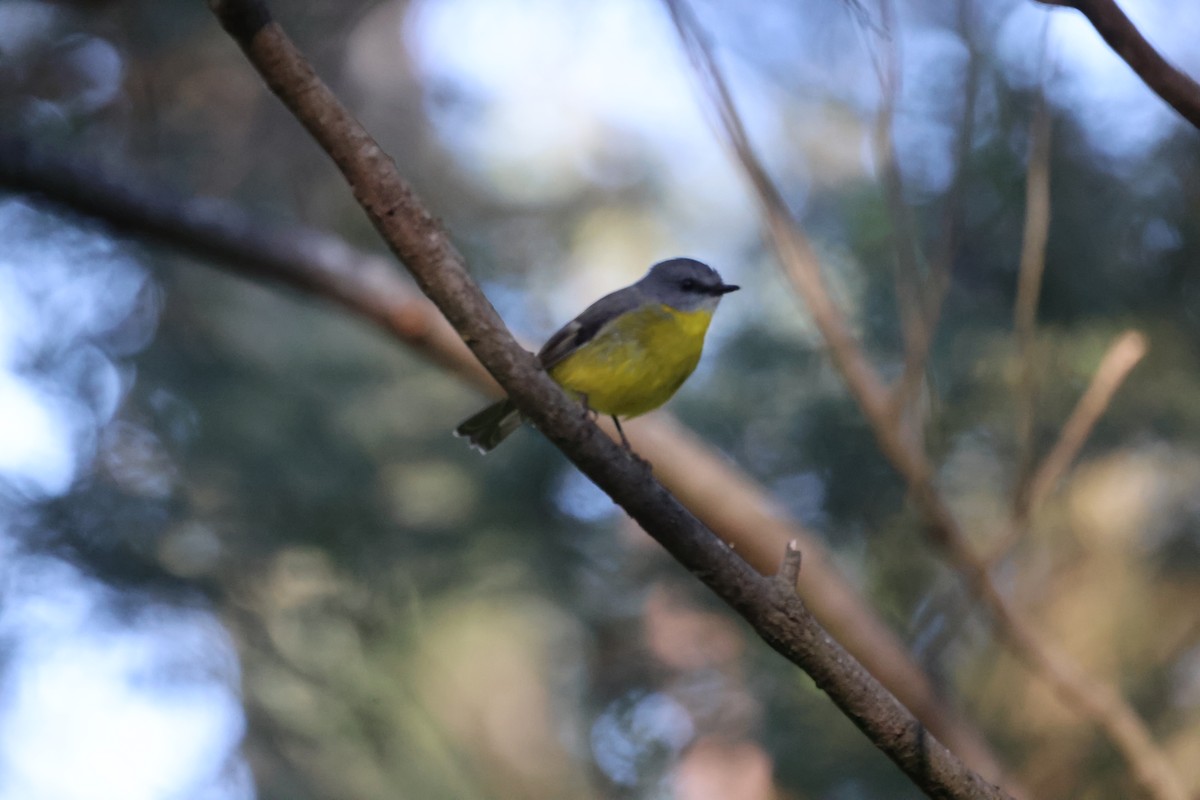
top-left (0, 138), bottom-right (496, 391)
top-left (877, 0), bottom-right (980, 443)
top-left (988, 329), bottom-right (1147, 564)
top-left (1025, 330), bottom-right (1147, 518)
top-left (1012, 91), bottom-right (1054, 512)
top-left (1036, 0), bottom-right (1200, 132)
top-left (198, 1), bottom-right (1008, 797)
top-left (665, 2), bottom-right (1187, 798)
top-left (0, 137), bottom-right (1016, 791)
top-left (869, 0), bottom-right (928, 396)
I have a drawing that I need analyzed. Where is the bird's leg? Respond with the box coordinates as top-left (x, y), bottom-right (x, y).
top-left (580, 396), bottom-right (635, 454)
top-left (611, 415), bottom-right (632, 450)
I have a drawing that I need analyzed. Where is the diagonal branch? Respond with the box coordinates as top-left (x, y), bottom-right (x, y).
top-left (0, 138), bottom-right (496, 391)
top-left (988, 329), bottom-right (1148, 564)
top-left (663, 0), bottom-right (896, 434)
top-left (198, 2), bottom-right (1009, 797)
top-left (0, 137), bottom-right (1016, 790)
top-left (665, 2), bottom-right (1187, 799)
top-left (1035, 0), bottom-right (1200, 132)
top-left (1024, 329), bottom-right (1148, 516)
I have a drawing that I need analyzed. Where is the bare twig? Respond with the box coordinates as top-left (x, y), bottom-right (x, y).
top-left (664, 0), bottom-right (896, 437)
top-left (0, 138), bottom-right (1017, 790)
top-left (988, 330), bottom-right (1147, 563)
top-left (774, 540), bottom-right (803, 591)
top-left (1012, 90), bottom-right (1054, 510)
top-left (926, 0), bottom-right (979, 322)
top-left (1035, 0), bottom-right (1200, 133)
top-left (666, 3), bottom-right (1187, 798)
top-left (1025, 330), bottom-right (1148, 515)
top-left (893, 0), bottom-right (980, 429)
top-left (201, 2), bottom-right (1009, 797)
top-left (868, 0), bottom-right (927, 383)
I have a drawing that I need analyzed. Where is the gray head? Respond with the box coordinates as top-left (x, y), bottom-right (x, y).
top-left (636, 258), bottom-right (739, 312)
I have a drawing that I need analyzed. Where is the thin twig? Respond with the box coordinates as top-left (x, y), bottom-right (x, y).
top-left (1012, 87), bottom-right (1054, 512)
top-left (894, 0), bottom-right (980, 423)
top-left (987, 329), bottom-right (1147, 564)
top-left (203, 2), bottom-right (1010, 797)
top-left (774, 540), bottom-right (803, 591)
top-left (1035, 0), bottom-right (1200, 132)
top-left (665, 3), bottom-right (1188, 799)
top-left (1025, 330), bottom-right (1148, 516)
top-left (868, 0), bottom-right (927, 387)
top-left (665, 0), bottom-right (897, 434)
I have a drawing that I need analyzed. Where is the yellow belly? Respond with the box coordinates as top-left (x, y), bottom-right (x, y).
top-left (548, 304), bottom-right (713, 418)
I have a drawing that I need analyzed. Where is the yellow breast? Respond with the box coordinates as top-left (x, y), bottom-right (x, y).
top-left (548, 304), bottom-right (714, 418)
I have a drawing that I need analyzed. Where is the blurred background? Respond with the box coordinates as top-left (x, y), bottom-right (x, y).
top-left (1, 0), bottom-right (1199, 797)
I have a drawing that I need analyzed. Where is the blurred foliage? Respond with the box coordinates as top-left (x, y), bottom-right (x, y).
top-left (2, 0), bottom-right (1200, 799)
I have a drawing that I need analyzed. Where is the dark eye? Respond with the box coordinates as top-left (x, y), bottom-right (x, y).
top-left (680, 278), bottom-right (698, 291)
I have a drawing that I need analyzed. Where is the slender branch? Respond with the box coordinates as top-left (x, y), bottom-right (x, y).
top-left (1012, 91), bottom-right (1054, 512)
top-left (1024, 330), bottom-right (1147, 516)
top-left (0, 138), bottom-right (1016, 790)
top-left (664, 0), bottom-right (897, 437)
top-left (927, 0), bottom-right (979, 317)
top-left (868, 0), bottom-right (928, 399)
top-left (987, 329), bottom-right (1147, 564)
top-left (894, 0), bottom-right (979, 423)
top-left (1035, 0), bottom-right (1200, 133)
top-left (666, 3), bottom-right (1188, 799)
top-left (200, 2), bottom-right (1008, 797)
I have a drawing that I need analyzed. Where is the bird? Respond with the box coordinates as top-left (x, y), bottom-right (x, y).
top-left (455, 257), bottom-right (739, 452)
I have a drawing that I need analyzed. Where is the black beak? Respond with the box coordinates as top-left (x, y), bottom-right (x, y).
top-left (715, 283), bottom-right (740, 295)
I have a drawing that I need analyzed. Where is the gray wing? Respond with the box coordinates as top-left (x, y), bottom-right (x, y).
top-left (537, 285), bottom-right (645, 368)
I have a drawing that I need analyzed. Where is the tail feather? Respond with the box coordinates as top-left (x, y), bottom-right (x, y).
top-left (454, 399), bottom-right (523, 452)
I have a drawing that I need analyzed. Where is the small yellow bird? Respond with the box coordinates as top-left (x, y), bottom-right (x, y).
top-left (455, 257), bottom-right (739, 452)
